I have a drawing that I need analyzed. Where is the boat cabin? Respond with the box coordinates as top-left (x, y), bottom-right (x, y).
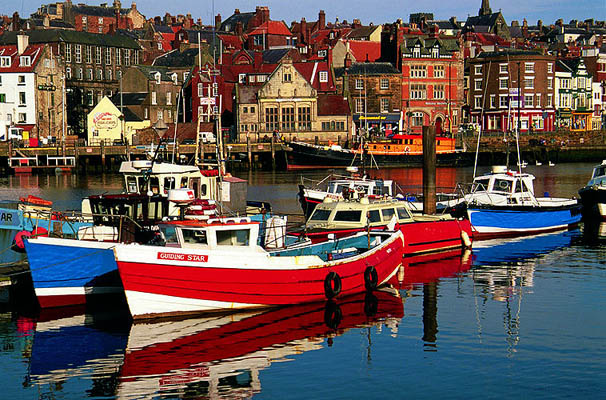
top-left (157, 218), bottom-right (262, 250)
top-left (468, 166), bottom-right (537, 205)
top-left (588, 160), bottom-right (606, 186)
top-left (119, 161), bottom-right (219, 201)
top-left (325, 177), bottom-right (393, 198)
top-left (307, 198), bottom-right (414, 231)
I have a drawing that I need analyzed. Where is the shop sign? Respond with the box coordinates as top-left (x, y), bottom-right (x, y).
top-left (93, 112), bottom-right (118, 130)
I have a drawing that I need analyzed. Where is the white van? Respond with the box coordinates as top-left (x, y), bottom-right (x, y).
top-left (198, 131), bottom-right (216, 143)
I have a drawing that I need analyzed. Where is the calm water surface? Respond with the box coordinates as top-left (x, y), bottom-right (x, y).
top-left (0, 163), bottom-right (604, 399)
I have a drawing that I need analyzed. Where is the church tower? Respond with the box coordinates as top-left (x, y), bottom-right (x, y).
top-left (479, 0), bottom-right (492, 16)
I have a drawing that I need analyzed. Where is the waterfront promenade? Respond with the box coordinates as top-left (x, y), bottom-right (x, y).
top-left (0, 129), bottom-right (605, 173)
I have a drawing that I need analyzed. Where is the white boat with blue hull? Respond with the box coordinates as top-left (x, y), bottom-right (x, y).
top-left (578, 160), bottom-right (606, 221)
top-left (453, 166), bottom-right (582, 239)
top-left (0, 196), bottom-right (91, 265)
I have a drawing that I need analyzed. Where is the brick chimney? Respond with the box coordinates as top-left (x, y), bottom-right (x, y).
top-left (254, 51), bottom-right (263, 68)
top-left (215, 13), bottom-right (221, 30)
top-left (319, 10), bottom-right (325, 30)
top-left (234, 8), bottom-right (240, 15)
top-left (235, 21), bottom-right (243, 37)
top-left (11, 12), bottom-right (20, 32)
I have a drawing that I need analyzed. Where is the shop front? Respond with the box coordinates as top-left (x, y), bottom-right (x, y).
top-left (354, 113), bottom-right (402, 138)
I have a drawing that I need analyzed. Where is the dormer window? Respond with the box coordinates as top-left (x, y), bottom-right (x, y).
top-left (413, 45), bottom-right (420, 58)
top-left (431, 46), bottom-right (439, 58)
top-left (154, 72), bottom-right (161, 84)
top-left (319, 71), bottom-right (328, 83)
top-left (20, 56), bottom-right (31, 67)
top-left (0, 56), bottom-right (11, 67)
top-left (318, 49), bottom-right (327, 58)
top-left (171, 73), bottom-right (178, 84)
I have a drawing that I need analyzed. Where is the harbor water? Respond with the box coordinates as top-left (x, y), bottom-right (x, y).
top-left (0, 163), bottom-right (605, 399)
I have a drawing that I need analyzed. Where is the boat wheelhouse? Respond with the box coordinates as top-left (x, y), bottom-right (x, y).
top-left (298, 168), bottom-right (394, 218)
top-left (303, 196), bottom-right (472, 255)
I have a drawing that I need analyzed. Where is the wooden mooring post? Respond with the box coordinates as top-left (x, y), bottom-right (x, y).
top-left (247, 136), bottom-right (253, 170)
top-left (422, 125), bottom-right (436, 215)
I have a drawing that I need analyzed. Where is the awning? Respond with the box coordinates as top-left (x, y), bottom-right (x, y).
top-left (353, 113), bottom-right (401, 123)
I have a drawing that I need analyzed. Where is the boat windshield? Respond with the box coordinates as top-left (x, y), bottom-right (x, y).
top-left (334, 210), bottom-right (362, 222)
top-left (310, 209), bottom-right (331, 221)
top-left (472, 178), bottom-right (490, 192)
top-left (492, 178), bottom-right (513, 193)
top-left (397, 207), bottom-right (412, 220)
top-left (182, 228), bottom-right (208, 244)
top-left (381, 208), bottom-right (395, 220)
top-left (593, 166), bottom-right (606, 179)
top-left (368, 210), bottom-right (381, 223)
top-left (216, 229), bottom-right (250, 246)
top-left (159, 225), bottom-right (178, 243)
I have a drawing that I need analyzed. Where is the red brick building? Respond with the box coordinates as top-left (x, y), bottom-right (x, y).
top-left (399, 29), bottom-right (464, 135)
top-left (468, 50), bottom-right (556, 133)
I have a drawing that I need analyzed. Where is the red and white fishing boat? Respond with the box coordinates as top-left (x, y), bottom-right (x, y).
top-left (113, 218), bottom-right (405, 319)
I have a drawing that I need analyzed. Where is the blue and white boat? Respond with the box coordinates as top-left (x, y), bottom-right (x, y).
top-left (453, 166), bottom-right (582, 239)
top-left (0, 196), bottom-right (91, 265)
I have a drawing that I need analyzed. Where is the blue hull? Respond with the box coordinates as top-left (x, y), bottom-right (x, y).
top-left (0, 205), bottom-right (91, 265)
top-left (24, 238), bottom-right (120, 308)
top-left (467, 205), bottom-right (582, 238)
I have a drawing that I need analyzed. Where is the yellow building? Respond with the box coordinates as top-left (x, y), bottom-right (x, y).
top-left (87, 97), bottom-right (150, 145)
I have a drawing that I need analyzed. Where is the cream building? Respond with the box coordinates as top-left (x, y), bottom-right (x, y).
top-left (87, 96), bottom-right (149, 145)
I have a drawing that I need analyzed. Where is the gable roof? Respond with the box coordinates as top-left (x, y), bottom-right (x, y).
top-left (248, 21), bottom-right (292, 36)
top-left (220, 11), bottom-right (255, 32)
top-left (0, 44), bottom-right (45, 73)
top-left (293, 61), bottom-right (334, 92)
top-left (347, 40), bottom-right (381, 62)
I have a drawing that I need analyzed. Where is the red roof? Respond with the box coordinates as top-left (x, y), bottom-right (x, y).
top-left (347, 40), bottom-right (381, 62)
top-left (218, 34), bottom-right (243, 50)
top-left (0, 44), bottom-right (45, 73)
top-left (293, 61), bottom-right (335, 92)
top-left (317, 94), bottom-right (350, 116)
top-left (248, 21), bottom-right (292, 36)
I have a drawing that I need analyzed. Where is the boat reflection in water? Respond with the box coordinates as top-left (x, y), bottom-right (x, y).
top-left (24, 290), bottom-right (403, 399)
top-left (388, 249), bottom-right (473, 289)
top-left (471, 229), bottom-right (579, 267)
top-left (582, 221), bottom-right (606, 245)
top-left (119, 289), bottom-right (403, 399)
top-left (24, 307), bottom-right (130, 395)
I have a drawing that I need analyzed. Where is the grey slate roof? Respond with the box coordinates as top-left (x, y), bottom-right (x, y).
top-left (342, 62), bottom-right (400, 76)
top-left (220, 11), bottom-right (255, 32)
top-left (153, 48), bottom-right (200, 67)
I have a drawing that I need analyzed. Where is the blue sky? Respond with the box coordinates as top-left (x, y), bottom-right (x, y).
top-left (5, 0), bottom-right (606, 27)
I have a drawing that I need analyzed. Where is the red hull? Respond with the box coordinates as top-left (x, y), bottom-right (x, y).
top-left (37, 294), bottom-right (86, 309)
top-left (116, 233), bottom-right (404, 316)
top-left (305, 219), bottom-right (472, 255)
top-left (121, 290), bottom-right (403, 379)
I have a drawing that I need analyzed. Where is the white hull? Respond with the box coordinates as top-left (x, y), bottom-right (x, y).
top-left (124, 290), bottom-right (265, 319)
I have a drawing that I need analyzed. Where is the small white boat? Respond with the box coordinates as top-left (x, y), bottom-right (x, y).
top-left (453, 166), bottom-right (582, 239)
top-left (535, 161), bottom-right (542, 166)
top-left (549, 161), bottom-right (555, 167)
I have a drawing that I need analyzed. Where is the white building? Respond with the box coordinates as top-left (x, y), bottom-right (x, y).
top-left (0, 35), bottom-right (43, 142)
